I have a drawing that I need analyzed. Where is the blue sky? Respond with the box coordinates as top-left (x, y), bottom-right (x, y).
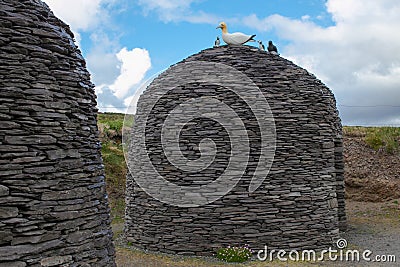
top-left (43, 0), bottom-right (400, 126)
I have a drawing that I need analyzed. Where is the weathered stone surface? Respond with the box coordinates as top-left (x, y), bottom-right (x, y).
top-left (0, 186), bottom-right (9, 197)
top-left (0, 207), bottom-right (18, 219)
top-left (0, 240), bottom-right (62, 261)
top-left (40, 256), bottom-right (73, 267)
top-left (4, 135), bottom-right (57, 145)
top-left (0, 0), bottom-right (115, 266)
top-left (0, 262), bottom-right (26, 267)
top-left (0, 231), bottom-right (12, 245)
top-left (125, 45), bottom-right (346, 255)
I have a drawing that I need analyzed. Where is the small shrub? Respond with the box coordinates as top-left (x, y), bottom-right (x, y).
top-left (97, 113), bottom-right (125, 142)
top-left (365, 132), bottom-right (384, 150)
top-left (107, 120), bottom-right (123, 132)
top-left (216, 245), bottom-right (253, 263)
top-left (365, 127), bottom-right (400, 154)
top-left (343, 126), bottom-right (367, 137)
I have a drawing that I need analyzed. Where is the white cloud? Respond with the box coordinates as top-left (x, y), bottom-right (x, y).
top-left (95, 47), bottom-right (151, 113)
top-left (124, 95), bottom-right (135, 107)
top-left (42, 0), bottom-right (118, 48)
top-left (138, 0), bottom-right (196, 12)
top-left (95, 84), bottom-right (106, 95)
top-left (137, 0), bottom-right (219, 24)
top-left (108, 48), bottom-right (152, 99)
top-left (123, 94), bottom-right (139, 115)
top-left (242, 0), bottom-right (400, 125)
top-left (123, 72), bottom-right (160, 114)
top-left (42, 0), bottom-right (111, 31)
top-left (184, 11), bottom-right (221, 24)
top-left (86, 32), bottom-right (121, 86)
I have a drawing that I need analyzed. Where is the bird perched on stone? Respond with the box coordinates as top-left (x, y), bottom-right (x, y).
top-left (214, 36), bottom-right (220, 47)
top-left (258, 40), bottom-right (265, 51)
top-left (268, 40), bottom-right (278, 55)
top-left (216, 22), bottom-right (256, 45)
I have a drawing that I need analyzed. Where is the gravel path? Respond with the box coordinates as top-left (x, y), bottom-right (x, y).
top-left (332, 201), bottom-right (400, 267)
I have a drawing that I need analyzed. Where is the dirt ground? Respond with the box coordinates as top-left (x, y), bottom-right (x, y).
top-left (336, 200), bottom-right (400, 267)
top-left (344, 136), bottom-right (400, 202)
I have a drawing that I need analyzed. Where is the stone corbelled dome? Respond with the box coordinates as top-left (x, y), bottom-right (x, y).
top-left (0, 0), bottom-right (115, 266)
top-left (125, 45), bottom-right (346, 255)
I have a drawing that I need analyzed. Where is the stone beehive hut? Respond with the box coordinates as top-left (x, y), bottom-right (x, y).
top-left (0, 0), bottom-right (115, 266)
top-left (125, 45), bottom-right (346, 255)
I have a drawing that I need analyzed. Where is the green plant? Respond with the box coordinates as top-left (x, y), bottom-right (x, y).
top-left (97, 113), bottom-right (125, 141)
top-left (364, 127), bottom-right (400, 154)
top-left (101, 141), bottom-right (127, 199)
top-left (216, 245), bottom-right (253, 263)
top-left (109, 197), bottom-right (126, 224)
top-left (107, 120), bottom-right (123, 132)
top-left (343, 126), bottom-right (367, 137)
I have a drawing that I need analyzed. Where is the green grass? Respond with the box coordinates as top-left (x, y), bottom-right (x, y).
top-left (110, 197), bottom-right (126, 224)
top-left (97, 112), bottom-right (125, 141)
top-left (344, 126), bottom-right (400, 154)
top-left (97, 113), bottom-right (132, 223)
top-left (216, 246), bottom-right (253, 263)
top-left (123, 113), bottom-right (135, 128)
top-left (101, 141), bottom-right (126, 196)
top-left (364, 127), bottom-right (400, 154)
top-left (342, 126), bottom-right (368, 137)
top-left (101, 140), bottom-right (127, 222)
top-left (97, 112), bottom-right (125, 125)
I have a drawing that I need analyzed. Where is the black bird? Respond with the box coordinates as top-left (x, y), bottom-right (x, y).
top-left (268, 40), bottom-right (278, 54)
top-left (214, 36), bottom-right (220, 47)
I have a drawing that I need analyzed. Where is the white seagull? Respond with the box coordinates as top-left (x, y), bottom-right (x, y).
top-left (216, 22), bottom-right (256, 45)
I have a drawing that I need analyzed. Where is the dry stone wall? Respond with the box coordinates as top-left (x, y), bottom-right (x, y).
top-left (125, 45), bottom-right (346, 255)
top-left (0, 0), bottom-right (115, 266)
